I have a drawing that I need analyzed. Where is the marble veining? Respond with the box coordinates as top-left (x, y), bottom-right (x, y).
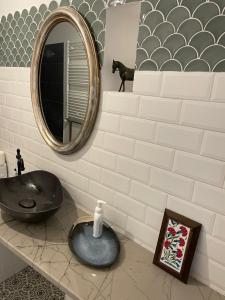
top-left (0, 189), bottom-right (224, 300)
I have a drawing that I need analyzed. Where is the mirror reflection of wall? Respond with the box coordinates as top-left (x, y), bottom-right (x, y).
top-left (40, 22), bottom-right (89, 144)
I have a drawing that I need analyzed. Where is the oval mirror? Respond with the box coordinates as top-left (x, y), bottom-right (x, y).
top-left (31, 7), bottom-right (100, 154)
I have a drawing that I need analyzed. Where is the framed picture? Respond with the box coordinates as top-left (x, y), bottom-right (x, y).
top-left (153, 209), bottom-right (202, 283)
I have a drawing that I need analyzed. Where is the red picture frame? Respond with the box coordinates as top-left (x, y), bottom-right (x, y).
top-left (153, 209), bottom-right (202, 283)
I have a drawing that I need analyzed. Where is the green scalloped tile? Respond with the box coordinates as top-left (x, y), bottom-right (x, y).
top-left (2, 42), bottom-right (7, 50)
top-left (160, 59), bottom-right (182, 71)
top-left (25, 15), bottom-right (33, 26)
top-left (99, 8), bottom-right (106, 23)
top-left (7, 13), bottom-right (13, 22)
top-left (22, 40), bottom-right (29, 50)
top-left (1, 16), bottom-right (6, 24)
top-left (154, 21), bottom-right (174, 44)
top-left (136, 48), bottom-right (149, 67)
top-left (11, 34), bottom-right (17, 44)
top-left (14, 25), bottom-right (20, 36)
top-left (139, 59), bottom-right (158, 71)
top-left (21, 9), bottom-right (29, 19)
top-left (49, 0), bottom-right (58, 11)
top-left (144, 10), bottom-right (164, 32)
top-left (21, 24), bottom-right (29, 35)
top-left (60, 0), bottom-right (70, 6)
top-left (151, 47), bottom-right (171, 68)
top-left (34, 13), bottom-right (42, 25)
top-left (211, 0), bottom-right (225, 12)
top-left (174, 46), bottom-right (198, 68)
top-left (30, 22), bottom-right (38, 33)
top-left (26, 46), bottom-right (33, 57)
top-left (8, 27), bottom-right (13, 36)
top-left (92, 0), bottom-right (106, 16)
top-left (18, 33), bottom-right (25, 43)
top-left (201, 44), bottom-right (225, 70)
top-left (4, 21), bottom-right (10, 31)
top-left (5, 35), bottom-right (10, 44)
top-left (85, 11), bottom-right (98, 25)
top-left (167, 6), bottom-right (190, 30)
top-left (8, 55), bottom-right (14, 64)
top-left (185, 59), bottom-right (210, 71)
top-left (213, 59), bottom-right (225, 71)
top-left (43, 10), bottom-right (50, 19)
top-left (15, 40), bottom-right (22, 49)
top-left (18, 17), bottom-right (24, 28)
top-left (97, 30), bottom-right (105, 48)
top-left (39, 4), bottom-right (48, 16)
top-left (1, 29), bottom-right (6, 38)
top-left (19, 61), bottom-right (26, 67)
top-left (71, 0), bottom-right (84, 9)
top-left (29, 6), bottom-right (38, 18)
top-left (142, 36), bottom-right (161, 55)
top-left (178, 18), bottom-right (202, 43)
top-left (14, 11), bottom-right (20, 21)
top-left (141, 1), bottom-right (153, 19)
top-left (12, 47), bottom-right (18, 56)
top-left (79, 2), bottom-right (90, 16)
top-left (156, 0), bottom-right (177, 18)
top-left (22, 54), bottom-right (30, 65)
top-left (138, 25), bottom-right (151, 45)
top-left (163, 33), bottom-right (186, 56)
top-left (12, 60), bottom-right (18, 67)
top-left (26, 31), bottom-right (33, 41)
top-left (19, 47), bottom-right (25, 57)
top-left (92, 20), bottom-right (104, 36)
top-left (5, 48), bottom-right (11, 57)
top-left (193, 2), bottom-right (220, 27)
top-left (181, 0), bottom-right (205, 15)
top-left (218, 33), bottom-right (225, 47)
top-left (11, 19), bottom-right (17, 29)
top-left (190, 31), bottom-right (215, 56)
top-left (205, 15), bottom-right (225, 41)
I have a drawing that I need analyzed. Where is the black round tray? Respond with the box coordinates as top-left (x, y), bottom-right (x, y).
top-left (68, 220), bottom-right (120, 268)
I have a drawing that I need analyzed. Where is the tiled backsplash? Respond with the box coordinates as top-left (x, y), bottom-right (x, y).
top-left (137, 0), bottom-right (225, 71)
top-left (0, 69), bottom-right (225, 295)
top-left (0, 0), bottom-right (137, 67)
top-left (2, 0), bottom-right (225, 72)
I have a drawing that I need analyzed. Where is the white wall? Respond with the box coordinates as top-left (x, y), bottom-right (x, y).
top-left (1, 0), bottom-right (225, 297)
top-left (1, 69), bottom-right (225, 296)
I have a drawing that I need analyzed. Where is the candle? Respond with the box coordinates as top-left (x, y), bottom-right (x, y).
top-left (0, 151), bottom-right (5, 166)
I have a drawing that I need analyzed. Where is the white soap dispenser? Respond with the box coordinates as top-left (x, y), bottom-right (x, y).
top-left (93, 200), bottom-right (106, 238)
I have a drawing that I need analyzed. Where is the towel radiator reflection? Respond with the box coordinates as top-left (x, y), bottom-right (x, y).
top-left (63, 41), bottom-right (89, 143)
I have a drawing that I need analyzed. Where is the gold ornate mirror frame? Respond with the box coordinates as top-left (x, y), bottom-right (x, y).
top-left (31, 7), bottom-right (100, 154)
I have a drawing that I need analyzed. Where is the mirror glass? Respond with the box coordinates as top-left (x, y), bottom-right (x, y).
top-left (40, 21), bottom-right (89, 144)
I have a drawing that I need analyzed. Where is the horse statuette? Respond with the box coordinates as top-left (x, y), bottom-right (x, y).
top-left (112, 60), bottom-right (135, 92)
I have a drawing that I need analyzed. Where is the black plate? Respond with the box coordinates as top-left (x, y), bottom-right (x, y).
top-left (68, 221), bottom-right (120, 268)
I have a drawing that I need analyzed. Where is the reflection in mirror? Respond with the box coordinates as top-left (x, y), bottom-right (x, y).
top-left (40, 22), bottom-right (89, 144)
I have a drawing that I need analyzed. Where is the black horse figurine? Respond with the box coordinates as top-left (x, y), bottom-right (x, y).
top-left (112, 60), bottom-right (135, 92)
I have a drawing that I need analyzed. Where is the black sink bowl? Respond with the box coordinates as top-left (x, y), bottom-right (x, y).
top-left (0, 170), bottom-right (63, 223)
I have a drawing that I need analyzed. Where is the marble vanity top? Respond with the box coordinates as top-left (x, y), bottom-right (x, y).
top-left (0, 190), bottom-right (224, 300)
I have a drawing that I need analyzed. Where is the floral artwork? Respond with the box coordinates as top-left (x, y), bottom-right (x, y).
top-left (159, 218), bottom-right (190, 273)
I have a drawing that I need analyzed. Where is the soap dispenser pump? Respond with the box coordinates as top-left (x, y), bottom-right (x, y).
top-left (93, 200), bottom-right (106, 238)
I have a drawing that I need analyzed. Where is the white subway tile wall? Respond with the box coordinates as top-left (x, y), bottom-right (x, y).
top-left (0, 69), bottom-right (225, 294)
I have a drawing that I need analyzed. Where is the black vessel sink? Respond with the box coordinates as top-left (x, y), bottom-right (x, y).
top-left (0, 171), bottom-right (63, 223)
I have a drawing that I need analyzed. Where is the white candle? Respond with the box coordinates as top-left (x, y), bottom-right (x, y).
top-left (0, 151), bottom-right (5, 166)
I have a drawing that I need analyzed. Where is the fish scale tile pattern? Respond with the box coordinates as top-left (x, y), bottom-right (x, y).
top-left (0, 0), bottom-right (135, 68)
top-left (137, 0), bottom-right (225, 71)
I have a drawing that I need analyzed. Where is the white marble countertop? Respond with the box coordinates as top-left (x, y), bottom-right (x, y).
top-left (0, 190), bottom-right (224, 300)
